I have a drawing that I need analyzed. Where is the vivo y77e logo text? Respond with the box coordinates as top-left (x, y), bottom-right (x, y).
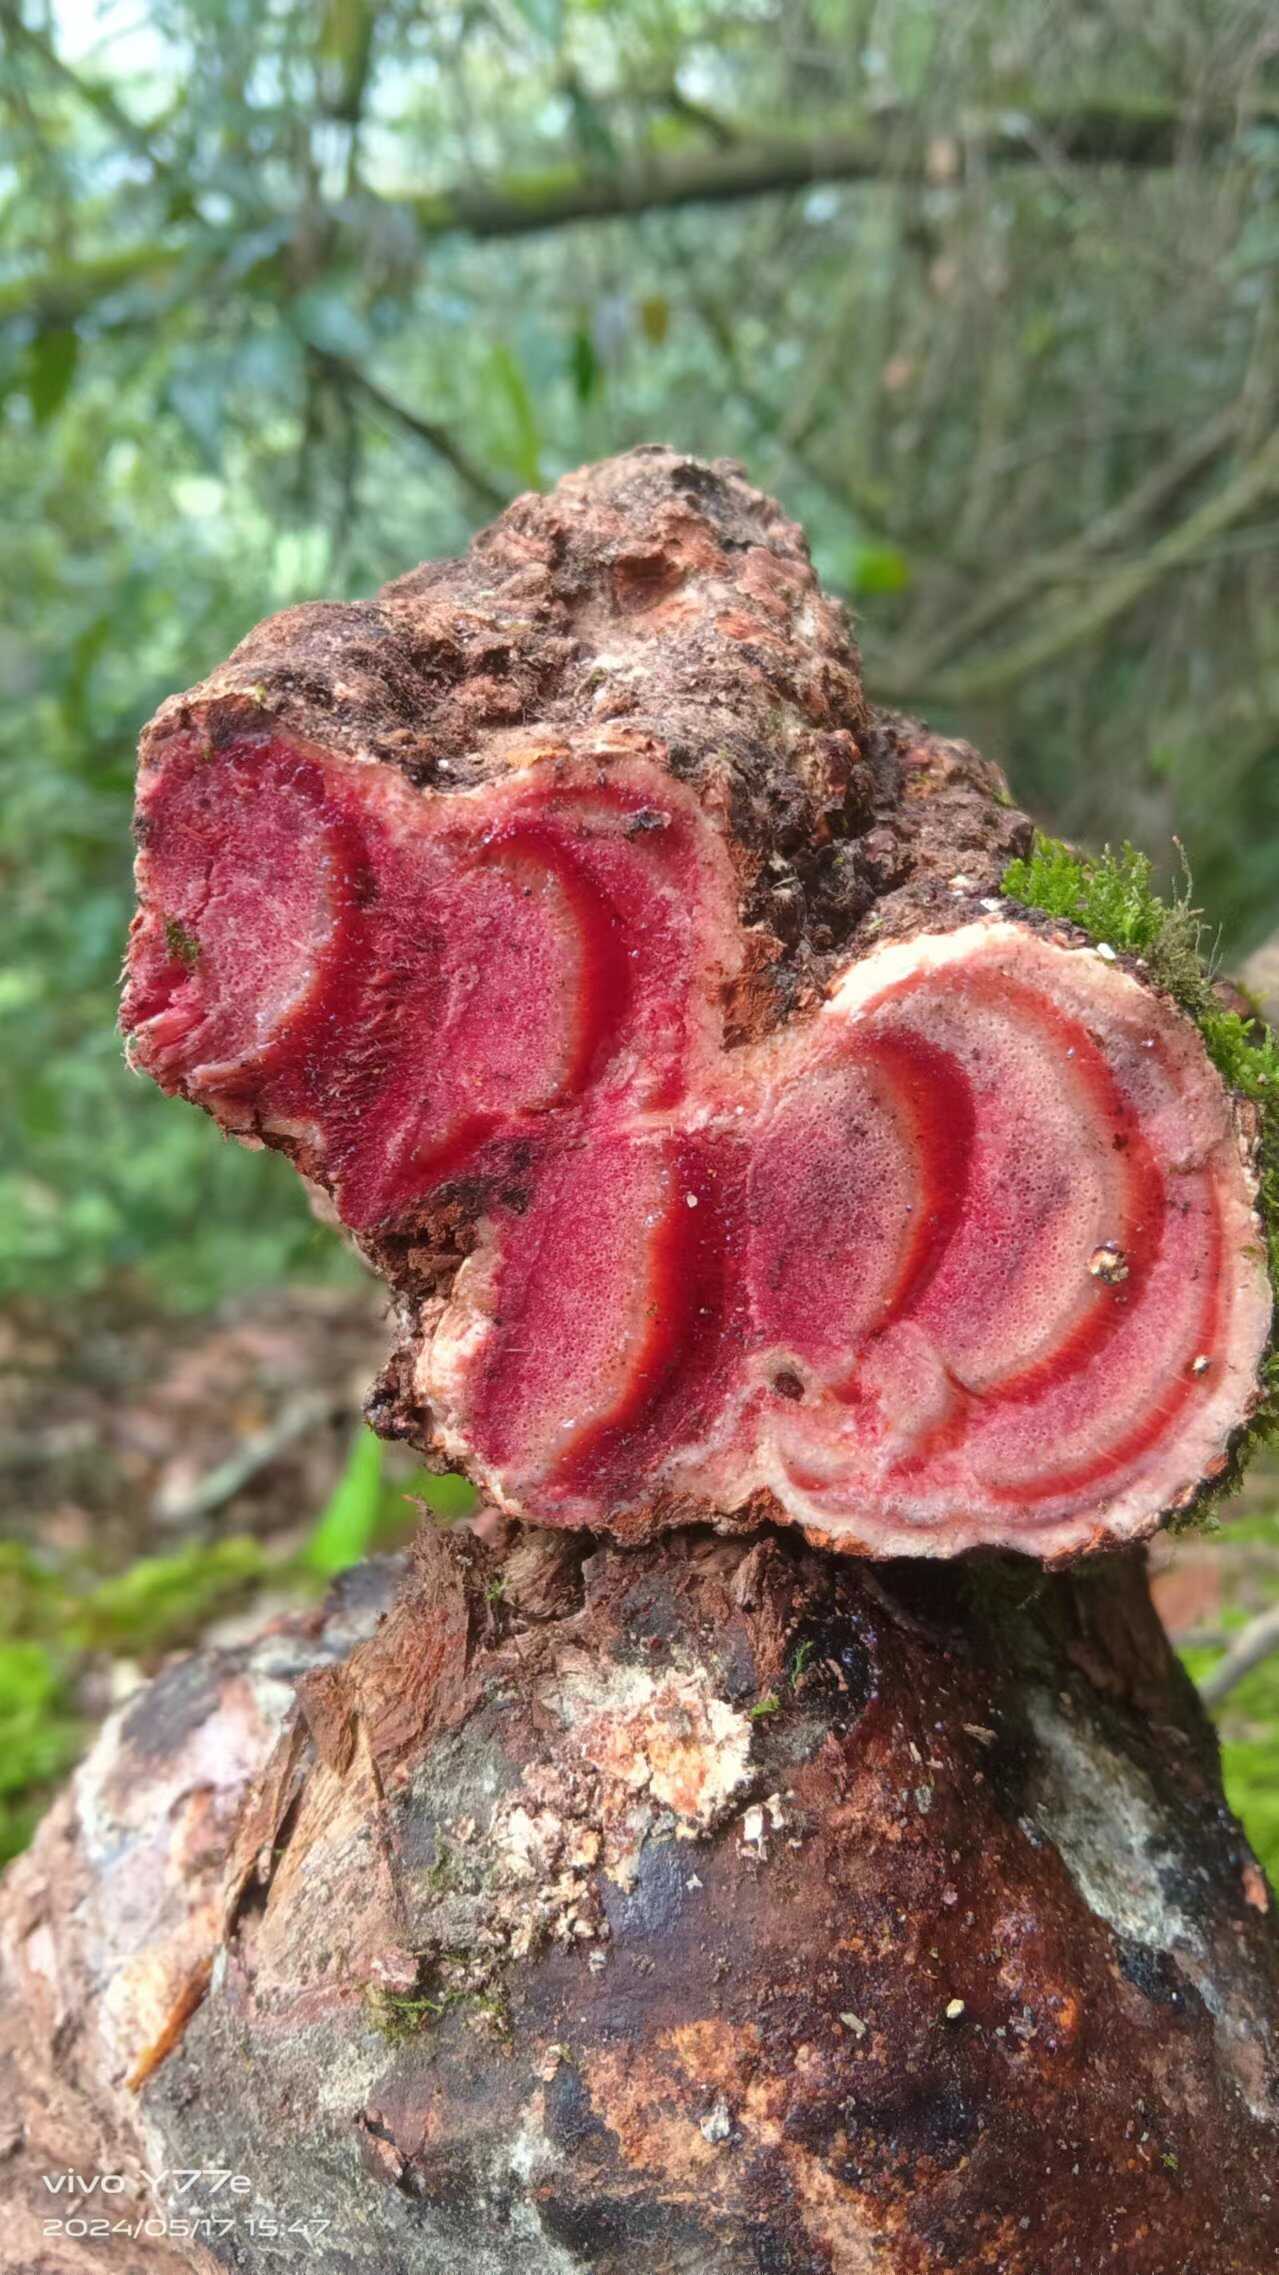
top-left (44, 2168), bottom-right (253, 2197)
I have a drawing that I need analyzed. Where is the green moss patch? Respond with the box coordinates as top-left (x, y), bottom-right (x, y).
top-left (1003, 836), bottom-right (1209, 1002)
top-left (367, 1961), bottom-right (509, 2043)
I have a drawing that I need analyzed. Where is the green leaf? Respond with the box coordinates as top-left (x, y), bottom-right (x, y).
top-left (846, 542), bottom-right (912, 596)
top-left (25, 328), bottom-right (79, 424)
top-left (166, 355), bottom-right (230, 463)
top-left (319, 0), bottom-right (372, 67)
top-left (566, 82), bottom-right (616, 163)
top-left (415, 1470), bottom-right (480, 1521)
top-left (235, 327), bottom-right (305, 407)
top-left (489, 341), bottom-right (542, 488)
top-left (569, 324), bottom-right (600, 404)
top-left (0, 1640), bottom-right (61, 1718)
top-left (301, 1426), bottom-right (386, 1576)
top-left (0, 1639), bottom-right (82, 1856)
top-left (61, 611), bottom-right (112, 733)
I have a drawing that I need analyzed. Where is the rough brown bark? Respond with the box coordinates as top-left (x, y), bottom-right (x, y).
top-left (2, 1526), bottom-right (1277, 2273)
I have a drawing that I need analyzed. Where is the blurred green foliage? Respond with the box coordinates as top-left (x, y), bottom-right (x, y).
top-left (71, 1534), bottom-right (272, 1652)
top-left (0, 1636), bottom-right (83, 1862)
top-left (1217, 1715), bottom-right (1279, 1888)
top-left (1, 0), bottom-right (1277, 1306)
top-left (0, 1429), bottom-right (476, 1856)
top-left (1182, 1632), bottom-right (1279, 1888)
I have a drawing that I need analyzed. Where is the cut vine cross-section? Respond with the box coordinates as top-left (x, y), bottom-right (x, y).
top-left (122, 448), bottom-right (1271, 1560)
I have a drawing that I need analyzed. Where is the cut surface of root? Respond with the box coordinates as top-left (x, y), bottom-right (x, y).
top-left (124, 714), bottom-right (1269, 1559)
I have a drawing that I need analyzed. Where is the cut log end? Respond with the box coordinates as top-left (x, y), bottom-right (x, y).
top-left (121, 449), bottom-right (1272, 1563)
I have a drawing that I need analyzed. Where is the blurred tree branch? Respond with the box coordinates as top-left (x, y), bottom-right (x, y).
top-left (5, 101), bottom-right (1277, 329)
top-left (1200, 1604), bottom-right (1279, 1708)
top-left (668, 232), bottom-right (893, 532)
top-left (884, 424), bottom-right (1279, 705)
top-left (0, 3), bottom-right (167, 172)
top-left (309, 348), bottom-right (512, 515)
top-left (880, 403), bottom-right (1243, 689)
top-left (869, 425), bottom-right (1274, 709)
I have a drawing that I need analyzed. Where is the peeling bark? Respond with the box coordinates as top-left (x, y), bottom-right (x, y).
top-left (2, 1528), bottom-right (1277, 2273)
top-left (121, 448), bottom-right (1269, 1561)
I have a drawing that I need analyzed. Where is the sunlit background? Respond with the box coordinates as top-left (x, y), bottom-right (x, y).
top-left (2, 0), bottom-right (1278, 1866)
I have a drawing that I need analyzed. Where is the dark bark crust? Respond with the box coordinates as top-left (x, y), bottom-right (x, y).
top-left (3, 1530), bottom-right (1277, 2273)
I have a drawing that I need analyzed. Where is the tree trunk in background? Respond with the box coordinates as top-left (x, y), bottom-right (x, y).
top-left (2, 1524), bottom-right (1278, 2274)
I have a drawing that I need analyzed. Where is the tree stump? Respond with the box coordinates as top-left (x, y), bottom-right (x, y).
top-left (2, 1527), bottom-right (1278, 2272)
top-left (3, 449), bottom-right (1277, 2272)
